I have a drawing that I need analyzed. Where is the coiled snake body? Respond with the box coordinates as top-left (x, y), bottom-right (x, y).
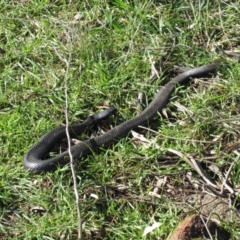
top-left (24, 63), bottom-right (219, 173)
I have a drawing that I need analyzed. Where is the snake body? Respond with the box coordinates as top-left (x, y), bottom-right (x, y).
top-left (24, 63), bottom-right (219, 173)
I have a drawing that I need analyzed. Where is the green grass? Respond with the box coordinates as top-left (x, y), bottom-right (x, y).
top-left (1, 0), bottom-right (240, 239)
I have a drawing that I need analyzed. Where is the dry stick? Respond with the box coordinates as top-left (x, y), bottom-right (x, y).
top-left (168, 149), bottom-right (218, 189)
top-left (54, 37), bottom-right (83, 239)
top-left (208, 163), bottom-right (235, 195)
top-left (199, 215), bottom-right (214, 240)
top-left (64, 58), bottom-right (82, 240)
top-left (65, 91), bottom-right (83, 238)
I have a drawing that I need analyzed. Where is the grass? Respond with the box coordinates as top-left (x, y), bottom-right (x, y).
top-left (1, 0), bottom-right (240, 239)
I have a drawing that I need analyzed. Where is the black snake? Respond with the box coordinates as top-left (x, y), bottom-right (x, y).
top-left (24, 63), bottom-right (219, 173)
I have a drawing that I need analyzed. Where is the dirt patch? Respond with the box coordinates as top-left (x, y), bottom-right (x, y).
top-left (168, 214), bottom-right (231, 240)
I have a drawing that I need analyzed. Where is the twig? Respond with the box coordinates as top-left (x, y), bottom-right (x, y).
top-left (188, 156), bottom-right (219, 189)
top-left (54, 30), bottom-right (83, 239)
top-left (199, 215), bottom-right (214, 240)
top-left (221, 151), bottom-right (240, 194)
top-left (168, 149), bottom-right (195, 169)
top-left (168, 149), bottom-right (218, 189)
top-left (208, 163), bottom-right (234, 194)
top-left (147, 51), bottom-right (160, 80)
